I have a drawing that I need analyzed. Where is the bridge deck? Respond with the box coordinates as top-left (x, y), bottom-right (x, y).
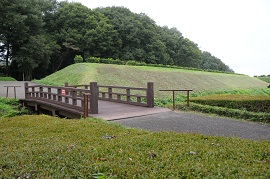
top-left (0, 81), bottom-right (170, 120)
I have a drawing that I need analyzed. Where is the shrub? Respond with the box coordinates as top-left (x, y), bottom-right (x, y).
top-left (0, 77), bottom-right (16, 81)
top-left (0, 98), bottom-right (29, 118)
top-left (180, 102), bottom-right (270, 123)
top-left (190, 94), bottom-right (270, 113)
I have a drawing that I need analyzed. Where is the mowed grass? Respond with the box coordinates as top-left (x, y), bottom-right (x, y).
top-left (35, 63), bottom-right (269, 98)
top-left (0, 115), bottom-right (269, 178)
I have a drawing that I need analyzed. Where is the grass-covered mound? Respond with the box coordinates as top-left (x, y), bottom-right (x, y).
top-left (0, 77), bottom-right (16, 81)
top-left (0, 115), bottom-right (269, 178)
top-left (35, 63), bottom-right (269, 98)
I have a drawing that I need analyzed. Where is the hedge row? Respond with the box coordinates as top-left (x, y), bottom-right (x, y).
top-left (190, 99), bottom-right (270, 113)
top-left (190, 94), bottom-right (270, 113)
top-left (177, 103), bottom-right (270, 123)
top-left (76, 56), bottom-right (238, 75)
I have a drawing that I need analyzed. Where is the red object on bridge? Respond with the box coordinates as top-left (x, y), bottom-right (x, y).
top-left (61, 89), bottom-right (65, 95)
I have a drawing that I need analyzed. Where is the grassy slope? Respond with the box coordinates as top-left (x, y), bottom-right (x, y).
top-left (0, 77), bottom-right (16, 81)
top-left (257, 76), bottom-right (270, 83)
top-left (0, 115), bottom-right (269, 178)
top-left (36, 63), bottom-right (269, 98)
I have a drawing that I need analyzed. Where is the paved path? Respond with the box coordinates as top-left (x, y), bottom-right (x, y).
top-left (112, 111), bottom-right (270, 141)
top-left (0, 81), bottom-right (37, 99)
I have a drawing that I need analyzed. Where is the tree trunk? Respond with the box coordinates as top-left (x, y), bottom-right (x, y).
top-left (24, 70), bottom-right (32, 81)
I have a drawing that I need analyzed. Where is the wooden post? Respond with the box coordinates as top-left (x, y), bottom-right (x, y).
top-left (173, 90), bottom-right (175, 110)
top-left (147, 82), bottom-right (154, 108)
top-left (48, 88), bottom-right (52, 100)
top-left (57, 88), bottom-right (62, 102)
top-left (39, 87), bottom-right (43, 98)
top-left (65, 82), bottom-right (69, 95)
top-left (24, 83), bottom-right (28, 99)
top-left (187, 91), bottom-right (190, 107)
top-left (90, 82), bottom-right (98, 114)
top-left (72, 90), bottom-right (77, 105)
top-left (83, 93), bottom-right (89, 118)
top-left (126, 89), bottom-right (131, 101)
top-left (108, 87), bottom-right (112, 99)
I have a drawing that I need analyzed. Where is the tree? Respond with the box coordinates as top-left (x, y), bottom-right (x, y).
top-left (0, 0), bottom-right (57, 80)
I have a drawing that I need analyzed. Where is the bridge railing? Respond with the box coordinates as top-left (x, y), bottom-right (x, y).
top-left (66, 82), bottom-right (154, 107)
top-left (24, 82), bottom-right (98, 116)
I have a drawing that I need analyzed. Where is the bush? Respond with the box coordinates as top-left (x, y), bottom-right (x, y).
top-left (180, 103), bottom-right (270, 123)
top-left (0, 98), bottom-right (29, 118)
top-left (83, 57), bottom-right (238, 74)
top-left (0, 77), bottom-right (16, 81)
top-left (190, 94), bottom-right (270, 113)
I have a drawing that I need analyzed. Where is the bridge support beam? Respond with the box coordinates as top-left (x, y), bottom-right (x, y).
top-left (90, 82), bottom-right (98, 114)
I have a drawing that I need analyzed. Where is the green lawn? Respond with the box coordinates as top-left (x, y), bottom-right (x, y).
top-left (0, 115), bottom-right (269, 178)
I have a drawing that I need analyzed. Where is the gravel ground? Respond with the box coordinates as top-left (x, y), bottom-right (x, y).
top-left (111, 111), bottom-right (270, 141)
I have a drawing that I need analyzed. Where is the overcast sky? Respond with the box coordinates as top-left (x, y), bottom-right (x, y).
top-left (65, 0), bottom-right (270, 76)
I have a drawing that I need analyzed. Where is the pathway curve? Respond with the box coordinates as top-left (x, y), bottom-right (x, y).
top-left (112, 111), bottom-right (270, 141)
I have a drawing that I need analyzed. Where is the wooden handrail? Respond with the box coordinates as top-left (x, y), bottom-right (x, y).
top-left (24, 82), bottom-right (98, 116)
top-left (65, 82), bottom-right (154, 108)
top-left (159, 89), bottom-right (193, 110)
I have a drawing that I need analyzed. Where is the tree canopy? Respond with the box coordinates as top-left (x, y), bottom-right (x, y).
top-left (0, 0), bottom-right (233, 80)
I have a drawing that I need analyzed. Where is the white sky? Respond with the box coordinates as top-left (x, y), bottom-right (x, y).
top-left (66, 0), bottom-right (270, 76)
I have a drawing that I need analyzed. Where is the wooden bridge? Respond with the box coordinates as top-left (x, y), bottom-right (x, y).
top-left (20, 82), bottom-right (169, 120)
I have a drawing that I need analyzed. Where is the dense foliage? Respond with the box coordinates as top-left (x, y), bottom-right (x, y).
top-left (0, 0), bottom-right (233, 81)
top-left (0, 98), bottom-right (28, 118)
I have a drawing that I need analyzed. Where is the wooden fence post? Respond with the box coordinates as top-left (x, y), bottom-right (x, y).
top-left (65, 82), bottom-right (69, 95)
top-left (24, 82), bottom-right (28, 99)
top-left (147, 82), bottom-right (154, 108)
top-left (83, 93), bottom-right (89, 118)
top-left (90, 82), bottom-right (98, 114)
